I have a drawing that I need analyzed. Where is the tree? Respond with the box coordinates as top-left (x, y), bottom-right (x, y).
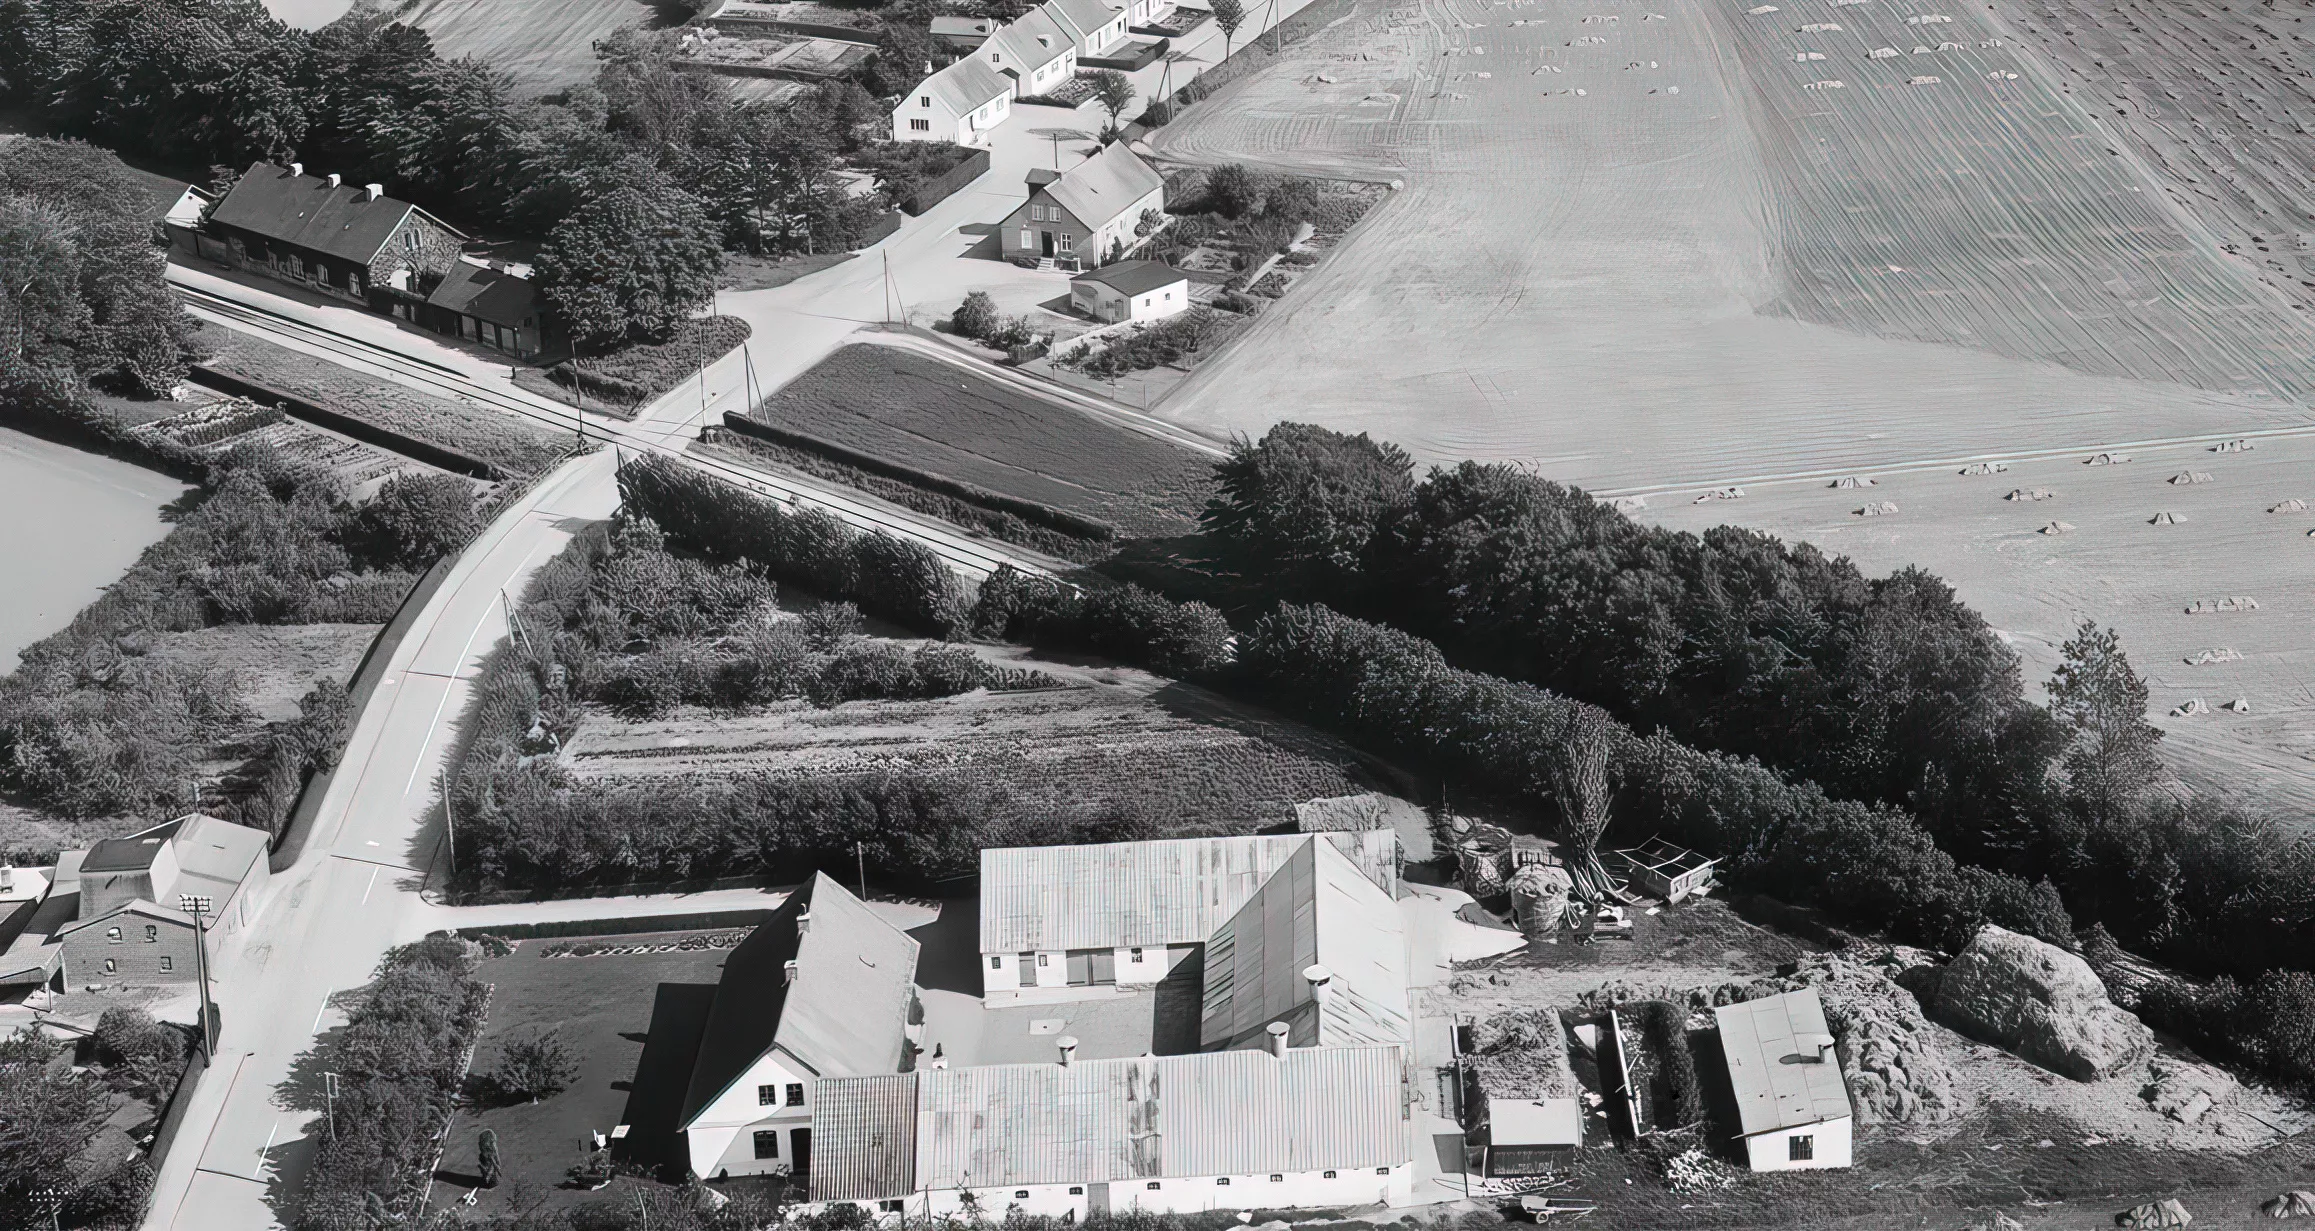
top-left (2046, 620), bottom-right (2164, 817)
top-left (952, 290), bottom-right (999, 340)
top-left (61, 0), bottom-right (310, 168)
top-left (1088, 68), bottom-right (1134, 132)
top-left (1210, 0), bottom-right (1247, 59)
top-left (344, 473), bottom-right (480, 571)
top-left (535, 176), bottom-right (723, 352)
top-left (1545, 702), bottom-right (1627, 904)
top-left (491, 1026), bottom-right (577, 1103)
top-left (91, 1006), bottom-right (187, 1101)
top-left (1202, 422), bottom-right (1413, 592)
top-left (0, 1028), bottom-right (109, 1224)
top-left (1200, 162), bottom-right (1264, 218)
top-left (477, 1127), bottom-right (501, 1188)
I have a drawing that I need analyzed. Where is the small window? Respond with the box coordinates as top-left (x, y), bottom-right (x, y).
top-left (1014, 1191), bottom-right (1031, 1199)
top-left (1269, 1175), bottom-right (1284, 1183)
top-left (404, 229), bottom-right (418, 252)
top-left (881, 1202), bottom-right (905, 1213)
top-left (920, 95), bottom-right (932, 107)
top-left (106, 928), bottom-right (121, 943)
top-left (754, 1130), bottom-right (780, 1159)
top-left (1323, 1171), bottom-right (1337, 1179)
top-left (911, 118), bottom-right (931, 132)
top-left (1376, 1167), bottom-right (1390, 1175)
top-left (1019, 229), bottom-right (1033, 248)
top-left (144, 925), bottom-right (157, 942)
top-left (1129, 947), bottom-right (1144, 961)
top-left (990, 955), bottom-right (1004, 970)
top-left (159, 956), bottom-right (174, 972)
top-left (1068, 1187), bottom-right (1083, 1196)
top-left (1059, 234), bottom-right (1074, 252)
top-left (759, 1084), bottom-right (779, 1105)
top-left (1216, 1177), bottom-right (1230, 1186)
top-left (103, 958), bottom-right (117, 974)
top-left (1789, 1134), bottom-right (1814, 1162)
top-left (1145, 1182), bottom-right (1160, 1191)
top-left (786, 1083), bottom-right (805, 1106)
top-left (1036, 953), bottom-right (1049, 967)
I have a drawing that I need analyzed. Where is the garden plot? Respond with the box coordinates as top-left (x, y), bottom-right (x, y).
top-left (563, 646), bottom-right (1381, 835)
top-left (1147, 0), bottom-right (2315, 483)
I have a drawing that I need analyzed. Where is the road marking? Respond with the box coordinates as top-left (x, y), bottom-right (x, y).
top-left (361, 866), bottom-right (379, 904)
top-left (327, 852), bottom-right (419, 874)
top-left (254, 1121), bottom-right (279, 1180)
top-left (312, 988), bottom-right (334, 1034)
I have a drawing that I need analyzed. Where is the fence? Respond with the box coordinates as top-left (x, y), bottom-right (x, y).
top-left (897, 148), bottom-right (993, 216)
top-left (145, 1041), bottom-right (214, 1176)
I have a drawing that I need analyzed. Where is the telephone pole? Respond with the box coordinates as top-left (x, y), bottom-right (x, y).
top-left (178, 894), bottom-right (216, 1055)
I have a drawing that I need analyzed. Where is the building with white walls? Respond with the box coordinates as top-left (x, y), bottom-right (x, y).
top-left (1714, 988), bottom-right (1854, 1171)
top-left (891, 56), bottom-right (1015, 145)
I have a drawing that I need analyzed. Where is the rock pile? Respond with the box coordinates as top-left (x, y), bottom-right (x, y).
top-left (2143, 1057), bottom-right (2234, 1125)
top-left (1741, 951), bottom-right (1963, 1125)
top-left (1928, 925), bottom-right (2154, 1081)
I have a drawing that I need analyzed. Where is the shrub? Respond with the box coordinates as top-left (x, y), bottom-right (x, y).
top-left (490, 1027), bottom-right (577, 1103)
top-left (90, 1006), bottom-right (188, 1102)
top-left (1070, 309), bottom-right (1226, 378)
top-left (1201, 164), bottom-right (1266, 218)
top-left (971, 568), bottom-right (1233, 680)
top-left (953, 291), bottom-right (1000, 340)
top-left (1626, 1001), bottom-right (1703, 1129)
top-left (540, 316), bottom-right (753, 409)
top-left (344, 474), bottom-right (480, 572)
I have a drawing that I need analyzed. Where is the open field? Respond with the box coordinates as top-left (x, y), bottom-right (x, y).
top-left (563, 644), bottom-right (1386, 835)
top-left (747, 344), bottom-right (1218, 535)
top-left (1141, 0), bottom-right (2315, 810)
top-left (400, 0), bottom-right (677, 95)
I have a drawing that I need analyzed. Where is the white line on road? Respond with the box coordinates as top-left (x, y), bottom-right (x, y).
top-left (399, 538), bottom-right (546, 799)
top-left (361, 866), bottom-right (379, 904)
top-left (311, 988), bottom-right (333, 1034)
top-left (254, 1122), bottom-right (279, 1180)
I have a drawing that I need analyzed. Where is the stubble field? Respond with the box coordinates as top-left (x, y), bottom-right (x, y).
top-left (1145, 0), bottom-right (2315, 807)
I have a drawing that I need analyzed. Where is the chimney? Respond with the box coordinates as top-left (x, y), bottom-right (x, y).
top-left (288, 162), bottom-right (304, 178)
top-left (1302, 964), bottom-right (1334, 1002)
top-left (326, 173), bottom-right (342, 188)
top-left (1796, 1031), bottom-right (1836, 1064)
top-left (1265, 1021), bottom-right (1290, 1058)
top-left (796, 904), bottom-right (812, 935)
top-left (783, 959), bottom-right (799, 985)
top-left (363, 183), bottom-right (384, 202)
top-left (1057, 1035), bottom-right (1079, 1066)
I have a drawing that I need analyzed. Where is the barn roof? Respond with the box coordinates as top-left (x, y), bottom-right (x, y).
top-left (979, 830), bottom-right (1397, 952)
top-left (1198, 838), bottom-right (1411, 1051)
top-left (1713, 988), bottom-right (1852, 1137)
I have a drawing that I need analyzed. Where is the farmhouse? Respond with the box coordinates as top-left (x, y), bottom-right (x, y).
top-left (202, 162), bottom-right (463, 304)
top-left (929, 14), bottom-right (999, 50)
top-left (979, 829), bottom-right (1398, 1001)
top-left (893, 56), bottom-right (1015, 144)
top-left (1043, 0), bottom-right (1131, 57)
top-left (1001, 142), bottom-right (1167, 268)
top-left (679, 874), bottom-right (920, 1180)
top-left (1070, 260), bottom-right (1189, 322)
top-left (1714, 988), bottom-right (1854, 1171)
top-left (0, 815), bottom-right (271, 997)
top-left (981, 8), bottom-right (1079, 96)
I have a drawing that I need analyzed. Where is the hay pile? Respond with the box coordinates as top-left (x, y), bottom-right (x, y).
top-left (1739, 951), bottom-right (1964, 1125)
top-left (1468, 1008), bottom-right (1581, 1100)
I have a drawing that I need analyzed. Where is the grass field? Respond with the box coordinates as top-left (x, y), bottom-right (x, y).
top-left (748, 344), bottom-right (1218, 535)
top-left (439, 930), bottom-right (734, 1216)
top-left (400, 0), bottom-right (677, 95)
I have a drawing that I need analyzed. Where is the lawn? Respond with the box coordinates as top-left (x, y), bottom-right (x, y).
top-left (747, 344), bottom-right (1216, 536)
top-left (438, 929), bottom-right (739, 1216)
top-left (196, 324), bottom-right (572, 478)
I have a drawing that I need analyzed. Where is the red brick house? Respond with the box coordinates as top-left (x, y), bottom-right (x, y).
top-left (1000, 142), bottom-right (1165, 270)
top-left (203, 161), bottom-right (464, 306)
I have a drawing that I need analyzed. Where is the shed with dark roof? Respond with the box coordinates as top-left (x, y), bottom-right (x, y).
top-left (418, 261), bottom-right (549, 359)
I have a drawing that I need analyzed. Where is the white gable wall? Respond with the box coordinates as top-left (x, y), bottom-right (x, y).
top-left (908, 1163), bottom-right (1413, 1219)
top-left (686, 1049), bottom-right (819, 1179)
top-left (1741, 1116), bottom-right (1852, 1172)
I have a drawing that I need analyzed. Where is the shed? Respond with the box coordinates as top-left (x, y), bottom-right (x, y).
top-left (1069, 260), bottom-right (1188, 323)
top-left (1613, 837), bottom-right (1716, 902)
top-left (1713, 988), bottom-right (1853, 1171)
top-left (1484, 1097), bottom-right (1581, 1175)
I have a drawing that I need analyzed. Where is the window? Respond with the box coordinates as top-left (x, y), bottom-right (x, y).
top-left (1268, 1175), bottom-right (1284, 1183)
top-left (759, 1084), bottom-right (779, 1106)
top-left (1129, 947), bottom-right (1144, 961)
top-left (1789, 1135), bottom-right (1814, 1162)
top-left (1014, 1191), bottom-right (1031, 1199)
top-left (990, 955), bottom-right (1004, 970)
top-left (1145, 1183), bottom-right (1160, 1191)
top-left (144, 925), bottom-right (157, 942)
top-left (920, 95), bottom-right (932, 107)
top-left (159, 956), bottom-right (174, 972)
top-left (103, 959), bottom-right (117, 974)
top-left (1215, 1178), bottom-right (1230, 1186)
top-left (403, 229), bottom-right (418, 252)
top-left (1068, 1188), bottom-right (1083, 1196)
top-left (754, 1131), bottom-right (779, 1159)
top-left (106, 928), bottom-right (121, 944)
top-left (1323, 1171), bottom-right (1337, 1179)
top-left (1019, 229), bottom-right (1033, 249)
top-left (786, 1083), bottom-right (805, 1106)
top-left (911, 118), bottom-right (931, 132)
top-left (1036, 953), bottom-right (1049, 967)
top-left (1058, 234), bottom-right (1074, 252)
top-left (1375, 1167), bottom-right (1390, 1175)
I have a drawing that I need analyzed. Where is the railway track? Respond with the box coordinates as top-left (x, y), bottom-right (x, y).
top-left (176, 284), bottom-right (1065, 580)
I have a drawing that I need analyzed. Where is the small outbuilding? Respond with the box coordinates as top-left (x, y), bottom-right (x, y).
top-left (1714, 988), bottom-right (1853, 1171)
top-left (1069, 260), bottom-right (1188, 322)
top-left (1484, 1096), bottom-right (1582, 1175)
top-left (1613, 837), bottom-right (1716, 902)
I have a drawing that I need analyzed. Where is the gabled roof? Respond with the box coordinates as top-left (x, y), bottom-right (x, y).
top-left (680, 875), bottom-right (919, 1127)
top-left (1073, 259), bottom-right (1186, 298)
top-left (1713, 988), bottom-right (1852, 1137)
top-left (991, 9), bottom-right (1076, 70)
top-left (1042, 143), bottom-right (1166, 231)
top-left (79, 836), bottom-right (166, 875)
top-left (142, 815), bottom-right (266, 904)
top-left (55, 898), bottom-right (195, 938)
top-left (810, 1045), bottom-right (1408, 1200)
top-left (209, 162), bottom-right (461, 265)
top-left (1198, 838), bottom-right (1410, 1051)
top-left (425, 261), bottom-right (539, 328)
top-left (1043, 0), bottom-right (1124, 44)
top-left (979, 829), bottom-right (1398, 952)
top-left (930, 15), bottom-right (998, 37)
top-left (916, 56), bottom-right (1013, 116)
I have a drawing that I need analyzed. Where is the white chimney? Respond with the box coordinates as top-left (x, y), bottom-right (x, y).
top-left (0, 865), bottom-right (12, 893)
top-left (326, 173), bottom-right (342, 188)
top-left (797, 905), bottom-right (812, 935)
top-left (1058, 1035), bottom-right (1079, 1066)
top-left (1303, 964), bottom-right (1334, 1001)
top-left (288, 162), bottom-right (304, 178)
top-left (783, 959), bottom-right (799, 985)
top-left (1796, 1031), bottom-right (1836, 1063)
top-left (364, 183), bottom-right (384, 202)
top-left (1265, 1021), bottom-right (1290, 1058)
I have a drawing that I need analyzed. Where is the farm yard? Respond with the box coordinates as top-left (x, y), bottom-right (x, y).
top-left (745, 344), bottom-right (1220, 536)
top-left (1137, 0), bottom-right (2315, 811)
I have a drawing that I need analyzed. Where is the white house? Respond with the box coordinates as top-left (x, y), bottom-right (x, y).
top-left (1713, 988), bottom-right (1854, 1171)
top-left (1070, 261), bottom-right (1189, 323)
top-left (679, 875), bottom-right (920, 1180)
top-left (982, 8), bottom-right (1078, 96)
top-left (1043, 0), bottom-right (1131, 57)
top-left (978, 829), bottom-right (1400, 1003)
top-left (892, 56), bottom-right (1015, 145)
top-left (807, 1046), bottom-right (1415, 1215)
top-left (998, 141), bottom-right (1168, 268)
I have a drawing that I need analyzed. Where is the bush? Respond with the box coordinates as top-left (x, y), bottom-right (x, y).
top-left (90, 1006), bottom-right (188, 1102)
top-left (540, 316), bottom-right (753, 409)
top-left (490, 1027), bottom-right (578, 1103)
top-left (344, 474), bottom-right (480, 571)
top-left (1626, 1001), bottom-right (1703, 1129)
top-left (1069, 309), bottom-right (1226, 378)
top-left (971, 568), bottom-right (1234, 680)
top-left (953, 291), bottom-right (1000, 340)
top-left (1200, 164), bottom-right (1267, 218)
top-left (220, 678), bottom-right (353, 839)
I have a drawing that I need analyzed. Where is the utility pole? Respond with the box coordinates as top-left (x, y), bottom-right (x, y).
top-left (856, 842), bottom-right (868, 899)
top-left (178, 894), bottom-right (216, 1056)
top-left (443, 794), bottom-right (458, 879)
top-left (324, 1071), bottom-right (340, 1140)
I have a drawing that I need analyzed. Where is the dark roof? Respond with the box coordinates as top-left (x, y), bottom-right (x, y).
top-left (1026, 168), bottom-right (1063, 188)
top-left (679, 875), bottom-right (920, 1127)
top-left (209, 162), bottom-right (460, 265)
top-left (80, 836), bottom-right (167, 874)
top-left (1074, 259), bottom-right (1185, 297)
top-left (424, 262), bottom-right (539, 328)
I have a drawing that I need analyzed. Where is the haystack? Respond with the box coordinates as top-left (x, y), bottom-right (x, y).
top-left (2150, 511), bottom-right (2185, 525)
top-left (2172, 699), bottom-right (2210, 717)
top-left (2213, 439), bottom-right (2254, 453)
top-left (1739, 951), bottom-right (1961, 1125)
top-left (1829, 475), bottom-right (1874, 488)
top-left (1958, 461), bottom-right (2008, 474)
top-left (1856, 501), bottom-right (1899, 516)
top-left (2261, 1191), bottom-right (2315, 1219)
top-left (2086, 452), bottom-right (2132, 465)
top-left (2269, 499), bottom-right (2306, 513)
top-left (2007, 488), bottom-right (2054, 501)
top-left (2116, 1198), bottom-right (2192, 1227)
top-left (2169, 471), bottom-right (2214, 485)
